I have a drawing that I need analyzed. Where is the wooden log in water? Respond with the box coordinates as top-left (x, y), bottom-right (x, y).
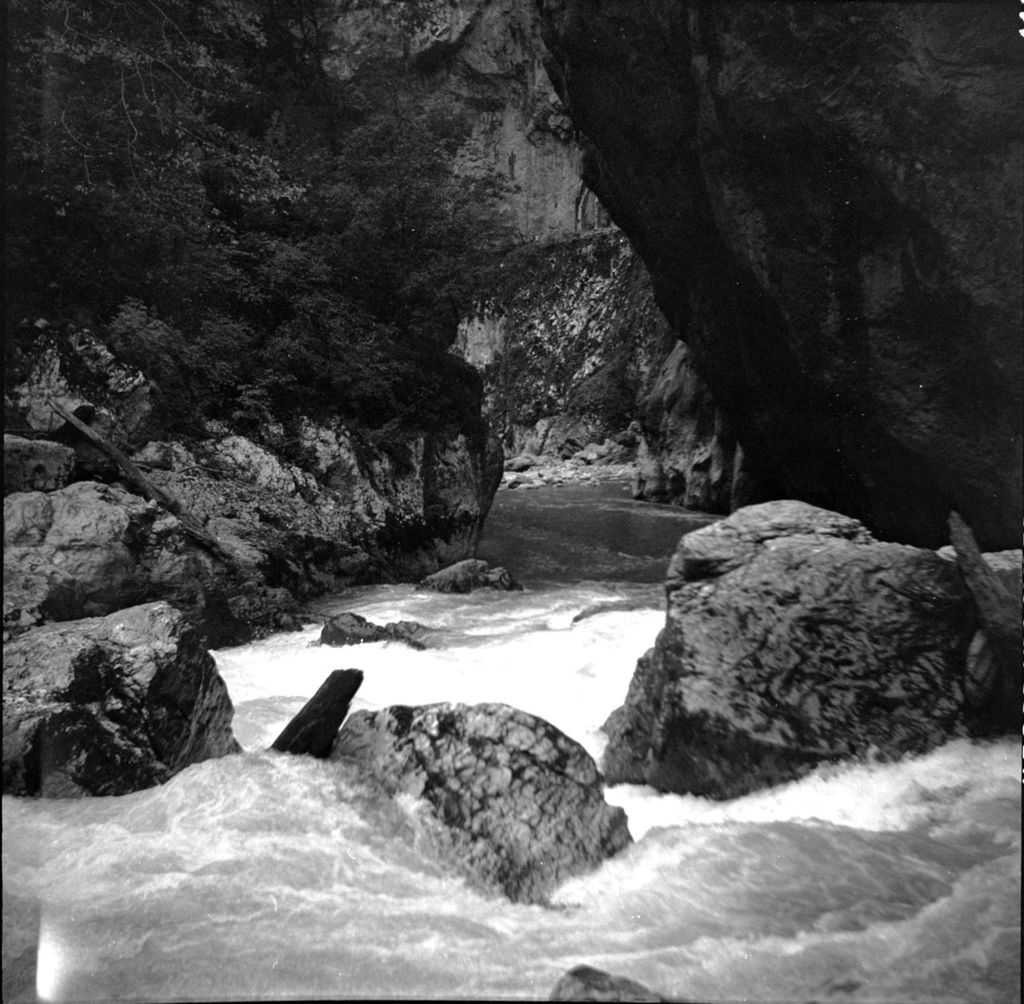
top-left (271, 669), bottom-right (364, 758)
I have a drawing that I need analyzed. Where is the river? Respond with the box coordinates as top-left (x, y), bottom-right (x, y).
top-left (2, 482), bottom-right (1020, 1002)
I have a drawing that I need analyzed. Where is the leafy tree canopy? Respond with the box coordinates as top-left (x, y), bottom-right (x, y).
top-left (6, 0), bottom-right (512, 445)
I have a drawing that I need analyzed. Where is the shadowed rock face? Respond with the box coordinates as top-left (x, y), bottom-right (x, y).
top-left (3, 601), bottom-right (241, 796)
top-left (319, 612), bottom-right (427, 649)
top-left (538, 1), bottom-right (1023, 549)
top-left (323, 0), bottom-right (607, 241)
top-left (333, 702), bottom-right (631, 903)
top-left (602, 501), bottom-right (977, 798)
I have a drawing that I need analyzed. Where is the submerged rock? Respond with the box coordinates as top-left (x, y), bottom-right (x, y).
top-left (3, 601), bottom-right (241, 796)
top-left (319, 612), bottom-right (427, 650)
top-left (571, 598), bottom-right (658, 624)
top-left (603, 501), bottom-right (976, 798)
top-left (332, 702), bottom-right (631, 904)
top-left (419, 558), bottom-right (522, 593)
top-left (550, 965), bottom-right (666, 1002)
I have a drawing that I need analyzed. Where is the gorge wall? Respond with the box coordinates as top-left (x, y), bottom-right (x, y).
top-left (323, 0), bottom-right (732, 508)
top-left (322, 0), bottom-right (605, 239)
top-left (539, 0), bottom-right (1023, 549)
top-left (456, 233), bottom-right (738, 511)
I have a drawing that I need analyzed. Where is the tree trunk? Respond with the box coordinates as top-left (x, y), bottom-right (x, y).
top-left (271, 669), bottom-right (364, 758)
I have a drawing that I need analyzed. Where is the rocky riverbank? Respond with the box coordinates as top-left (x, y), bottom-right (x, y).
top-left (500, 458), bottom-right (636, 492)
top-left (3, 327), bottom-right (503, 797)
top-left (4, 330), bottom-right (502, 647)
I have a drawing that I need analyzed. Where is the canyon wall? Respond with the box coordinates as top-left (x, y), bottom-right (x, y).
top-left (538, 0), bottom-right (1023, 548)
top-left (456, 232), bottom-right (737, 511)
top-left (322, 0), bottom-right (730, 506)
top-left (322, 0), bottom-right (606, 238)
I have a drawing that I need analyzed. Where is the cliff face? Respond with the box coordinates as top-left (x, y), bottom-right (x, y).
top-left (321, 1), bottom-right (730, 507)
top-left (324, 0), bottom-right (607, 238)
top-left (538, 1), bottom-right (1023, 548)
top-left (456, 232), bottom-right (737, 512)
top-left (457, 234), bottom-right (664, 443)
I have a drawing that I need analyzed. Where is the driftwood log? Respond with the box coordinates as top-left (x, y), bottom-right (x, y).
top-left (48, 399), bottom-right (235, 565)
top-left (271, 669), bottom-right (364, 758)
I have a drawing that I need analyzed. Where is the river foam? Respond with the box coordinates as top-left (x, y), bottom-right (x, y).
top-left (3, 484), bottom-right (1019, 1002)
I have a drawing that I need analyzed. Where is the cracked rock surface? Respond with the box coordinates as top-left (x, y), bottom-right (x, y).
top-left (333, 702), bottom-right (631, 903)
top-left (3, 601), bottom-right (241, 796)
top-left (602, 501), bottom-right (977, 798)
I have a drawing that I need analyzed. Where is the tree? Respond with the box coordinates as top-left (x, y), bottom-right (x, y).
top-left (5, 0), bottom-right (511, 444)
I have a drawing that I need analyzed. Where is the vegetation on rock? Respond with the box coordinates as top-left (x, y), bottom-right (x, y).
top-left (6, 0), bottom-right (513, 449)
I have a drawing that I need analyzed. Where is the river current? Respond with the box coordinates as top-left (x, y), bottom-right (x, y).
top-left (3, 482), bottom-right (1020, 1003)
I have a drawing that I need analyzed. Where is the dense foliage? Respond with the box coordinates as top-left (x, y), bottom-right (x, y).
top-left (5, 0), bottom-right (511, 442)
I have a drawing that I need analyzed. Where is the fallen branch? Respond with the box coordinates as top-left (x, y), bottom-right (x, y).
top-left (48, 399), bottom-right (236, 566)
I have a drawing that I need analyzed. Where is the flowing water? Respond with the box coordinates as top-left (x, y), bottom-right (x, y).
top-left (3, 483), bottom-right (1020, 1003)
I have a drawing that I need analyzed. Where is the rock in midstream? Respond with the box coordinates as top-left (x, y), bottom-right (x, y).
top-left (602, 500), bottom-right (978, 798)
top-left (332, 702), bottom-right (631, 904)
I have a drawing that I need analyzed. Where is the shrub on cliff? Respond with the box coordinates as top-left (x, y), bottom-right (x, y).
top-left (5, 0), bottom-right (509, 445)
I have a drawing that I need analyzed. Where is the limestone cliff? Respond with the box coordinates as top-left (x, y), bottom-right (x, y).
top-left (455, 232), bottom-right (737, 512)
top-left (322, 1), bottom-right (733, 507)
top-left (323, 0), bottom-right (606, 238)
top-left (539, 0), bottom-right (1023, 548)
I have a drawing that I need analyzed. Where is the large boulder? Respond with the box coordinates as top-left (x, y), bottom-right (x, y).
top-left (3, 601), bottom-right (241, 796)
top-left (602, 501), bottom-right (977, 799)
top-left (3, 482), bottom-right (216, 635)
top-left (333, 702), bottom-right (631, 903)
top-left (539, 2), bottom-right (1022, 549)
